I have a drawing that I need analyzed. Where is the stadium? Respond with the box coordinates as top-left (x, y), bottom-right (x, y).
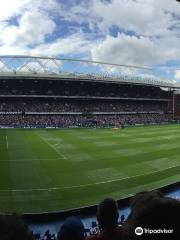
top-left (0, 55), bottom-right (180, 238)
top-left (1, 0), bottom-right (180, 239)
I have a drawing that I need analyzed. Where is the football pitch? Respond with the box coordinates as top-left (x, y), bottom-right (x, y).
top-left (0, 125), bottom-right (180, 214)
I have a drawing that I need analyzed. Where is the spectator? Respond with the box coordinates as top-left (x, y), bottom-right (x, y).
top-left (42, 230), bottom-right (52, 240)
top-left (0, 113), bottom-right (173, 128)
top-left (119, 215), bottom-right (125, 225)
top-left (58, 216), bottom-right (85, 240)
top-left (128, 190), bottom-right (163, 216)
top-left (123, 193), bottom-right (180, 239)
top-left (86, 198), bottom-right (123, 240)
top-left (0, 214), bottom-right (34, 240)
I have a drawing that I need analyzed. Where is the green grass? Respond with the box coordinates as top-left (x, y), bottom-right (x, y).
top-left (0, 125), bottom-right (180, 213)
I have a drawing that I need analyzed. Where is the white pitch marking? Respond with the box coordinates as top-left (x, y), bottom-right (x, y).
top-left (38, 134), bottom-right (67, 160)
top-left (0, 165), bottom-right (179, 193)
top-left (0, 158), bottom-right (62, 162)
top-left (5, 135), bottom-right (8, 150)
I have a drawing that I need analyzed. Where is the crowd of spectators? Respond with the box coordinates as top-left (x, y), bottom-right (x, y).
top-left (1, 191), bottom-right (179, 240)
top-left (0, 78), bottom-right (173, 128)
top-left (0, 79), bottom-right (171, 99)
top-left (0, 113), bottom-right (174, 128)
top-left (0, 100), bottom-right (169, 113)
top-left (0, 98), bottom-right (173, 128)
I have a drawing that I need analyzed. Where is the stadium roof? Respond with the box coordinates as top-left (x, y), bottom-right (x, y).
top-left (0, 55), bottom-right (179, 88)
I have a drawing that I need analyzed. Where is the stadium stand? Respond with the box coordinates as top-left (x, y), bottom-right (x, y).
top-left (0, 77), bottom-right (174, 128)
top-left (0, 99), bottom-right (169, 112)
top-left (0, 78), bottom-right (172, 98)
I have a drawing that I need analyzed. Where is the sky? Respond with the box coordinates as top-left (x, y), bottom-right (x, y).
top-left (0, 0), bottom-right (180, 80)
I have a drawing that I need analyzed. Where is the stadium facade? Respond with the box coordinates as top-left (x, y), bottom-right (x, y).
top-left (0, 55), bottom-right (180, 128)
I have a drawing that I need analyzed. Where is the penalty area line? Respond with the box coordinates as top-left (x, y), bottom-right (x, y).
top-left (37, 134), bottom-right (67, 160)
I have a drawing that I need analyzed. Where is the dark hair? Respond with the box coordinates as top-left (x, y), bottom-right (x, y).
top-left (130, 190), bottom-right (163, 210)
top-left (97, 198), bottom-right (119, 230)
top-left (124, 196), bottom-right (180, 240)
top-left (0, 214), bottom-right (34, 240)
top-left (58, 216), bottom-right (85, 240)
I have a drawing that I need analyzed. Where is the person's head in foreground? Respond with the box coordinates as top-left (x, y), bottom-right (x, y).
top-left (86, 198), bottom-right (123, 239)
top-left (129, 190), bottom-right (163, 211)
top-left (0, 214), bottom-right (34, 240)
top-left (58, 216), bottom-right (85, 240)
top-left (97, 198), bottom-right (119, 231)
top-left (87, 198), bottom-right (122, 240)
top-left (124, 192), bottom-right (180, 240)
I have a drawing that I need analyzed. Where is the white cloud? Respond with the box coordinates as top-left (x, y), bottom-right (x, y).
top-left (0, 0), bottom-right (31, 21)
top-left (0, 34), bottom-right (91, 58)
top-left (0, 0), bottom-right (92, 57)
top-left (30, 32), bottom-right (94, 57)
top-left (0, 11), bottom-right (56, 47)
top-left (92, 0), bottom-right (180, 37)
top-left (0, 0), bottom-right (58, 21)
top-left (0, 0), bottom-right (59, 50)
top-left (0, 45), bottom-right (29, 55)
top-left (0, 0), bottom-right (180, 72)
top-left (52, 0), bottom-right (180, 68)
top-left (87, 0), bottom-right (180, 68)
top-left (91, 33), bottom-right (180, 66)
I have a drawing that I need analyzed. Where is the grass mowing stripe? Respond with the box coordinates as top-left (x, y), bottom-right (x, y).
top-left (0, 164), bottom-right (179, 193)
top-left (0, 125), bottom-right (180, 213)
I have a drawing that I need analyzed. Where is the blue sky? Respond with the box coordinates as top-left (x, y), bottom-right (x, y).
top-left (0, 0), bottom-right (180, 80)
